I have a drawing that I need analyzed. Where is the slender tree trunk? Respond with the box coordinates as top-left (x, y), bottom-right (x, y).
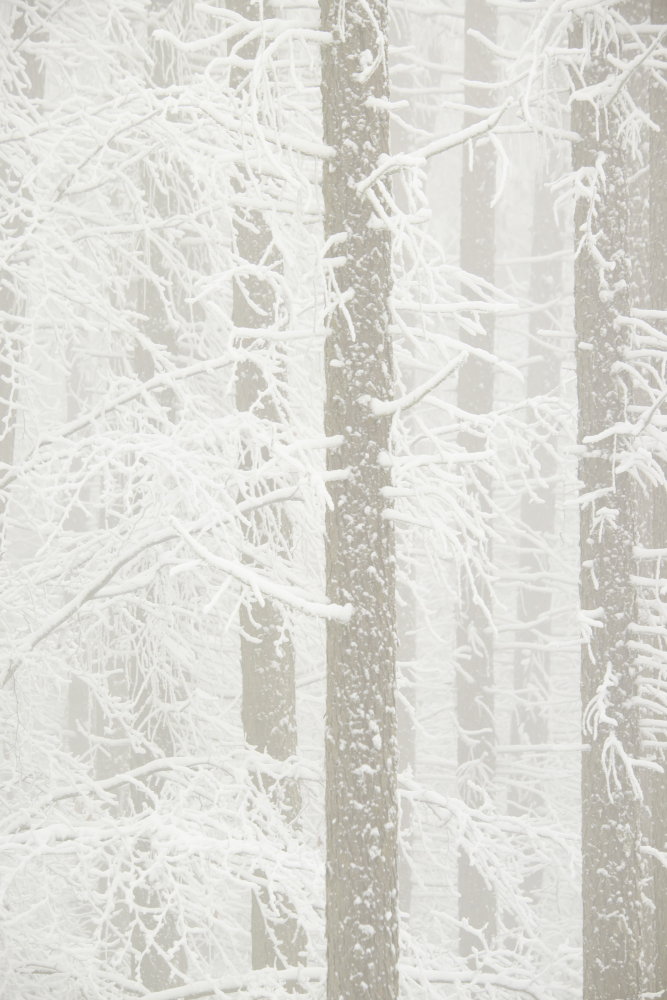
top-left (126, 644), bottom-right (185, 989)
top-left (65, 358), bottom-right (96, 763)
top-left (509, 170), bottom-right (562, 847)
top-left (456, 0), bottom-right (497, 961)
top-left (85, 7), bottom-right (187, 988)
top-left (0, 1), bottom-right (44, 527)
top-left (397, 575), bottom-right (416, 917)
top-left (648, 0), bottom-right (667, 989)
top-left (226, 0), bottom-right (304, 972)
top-left (320, 0), bottom-right (399, 996)
top-left (572, 16), bottom-right (643, 1000)
top-left (233, 206), bottom-right (304, 971)
top-left (388, 11), bottom-right (418, 921)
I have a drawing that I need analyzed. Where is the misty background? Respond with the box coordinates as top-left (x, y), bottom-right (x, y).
top-left (0, 2), bottom-right (664, 1000)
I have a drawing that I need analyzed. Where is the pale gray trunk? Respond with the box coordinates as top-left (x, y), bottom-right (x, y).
top-left (65, 359), bottom-right (98, 764)
top-left (456, 0), bottom-right (497, 960)
top-left (397, 576), bottom-right (416, 917)
top-left (508, 173), bottom-right (562, 854)
top-left (126, 646), bottom-right (185, 989)
top-left (388, 14), bottom-right (418, 919)
top-left (647, 0), bottom-right (667, 989)
top-left (89, 8), bottom-right (186, 988)
top-left (130, 10), bottom-right (186, 990)
top-left (5, 5), bottom-right (100, 795)
top-left (227, 0), bottom-right (304, 972)
top-left (320, 0), bottom-right (399, 996)
top-left (0, 1), bottom-right (44, 526)
top-left (572, 16), bottom-right (643, 1000)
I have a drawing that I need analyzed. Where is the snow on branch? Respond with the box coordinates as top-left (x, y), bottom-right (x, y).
top-left (137, 966), bottom-right (562, 1000)
top-left (360, 351), bottom-right (468, 416)
top-left (357, 98), bottom-right (514, 193)
top-left (169, 517), bottom-right (353, 621)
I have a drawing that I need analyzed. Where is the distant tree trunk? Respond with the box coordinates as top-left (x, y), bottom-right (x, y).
top-left (126, 643), bottom-right (185, 990)
top-left (456, 0), bottom-right (497, 961)
top-left (648, 0), bottom-right (667, 989)
top-left (233, 193), bottom-right (305, 976)
top-left (396, 574), bottom-right (416, 917)
top-left (320, 0), bottom-right (399, 996)
top-left (0, 0), bottom-right (44, 529)
top-left (572, 15), bottom-right (643, 1000)
top-left (509, 169), bottom-right (562, 850)
top-left (227, 0), bottom-right (304, 973)
top-left (388, 9), bottom-right (419, 921)
top-left (82, 6), bottom-right (188, 989)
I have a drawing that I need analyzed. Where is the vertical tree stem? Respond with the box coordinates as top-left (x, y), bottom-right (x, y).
top-left (648, 0), bottom-right (667, 989)
top-left (320, 0), bottom-right (399, 996)
top-left (227, 0), bottom-right (304, 972)
top-left (456, 0), bottom-right (497, 960)
top-left (572, 15), bottom-right (643, 1000)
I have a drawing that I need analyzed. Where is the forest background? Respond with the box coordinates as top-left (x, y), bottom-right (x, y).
top-left (0, 1), bottom-right (665, 1000)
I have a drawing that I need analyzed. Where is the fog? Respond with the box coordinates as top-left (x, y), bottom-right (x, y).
top-left (0, 2), bottom-right (665, 1000)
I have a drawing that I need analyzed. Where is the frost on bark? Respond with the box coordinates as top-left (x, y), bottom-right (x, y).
top-left (320, 0), bottom-right (399, 995)
top-left (456, 0), bottom-right (497, 960)
top-left (647, 0), bottom-right (667, 988)
top-left (227, 0), bottom-right (304, 974)
top-left (572, 17), bottom-right (643, 1000)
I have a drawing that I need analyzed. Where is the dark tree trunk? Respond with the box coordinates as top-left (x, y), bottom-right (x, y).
top-left (572, 16), bottom-right (644, 1000)
top-left (320, 0), bottom-right (399, 996)
top-left (456, 0), bottom-right (497, 961)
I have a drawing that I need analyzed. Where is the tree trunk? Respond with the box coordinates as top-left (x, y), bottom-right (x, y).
top-left (126, 643), bottom-right (185, 990)
top-left (572, 16), bottom-right (643, 1000)
top-left (397, 575), bottom-right (416, 918)
top-left (233, 209), bottom-right (304, 968)
top-left (227, 0), bottom-right (304, 973)
top-left (508, 169), bottom-right (562, 855)
top-left (0, 0), bottom-right (44, 525)
top-left (87, 7), bottom-right (188, 988)
top-left (320, 0), bottom-right (399, 996)
top-left (648, 0), bottom-right (667, 988)
top-left (388, 12), bottom-right (419, 921)
top-left (456, 0), bottom-right (497, 961)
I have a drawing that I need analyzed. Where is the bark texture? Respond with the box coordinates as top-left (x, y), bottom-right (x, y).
top-left (648, 0), bottom-right (667, 988)
top-left (320, 0), bottom-right (399, 996)
top-left (228, 0), bottom-right (304, 973)
top-left (572, 19), bottom-right (643, 1000)
top-left (456, 0), bottom-right (497, 960)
